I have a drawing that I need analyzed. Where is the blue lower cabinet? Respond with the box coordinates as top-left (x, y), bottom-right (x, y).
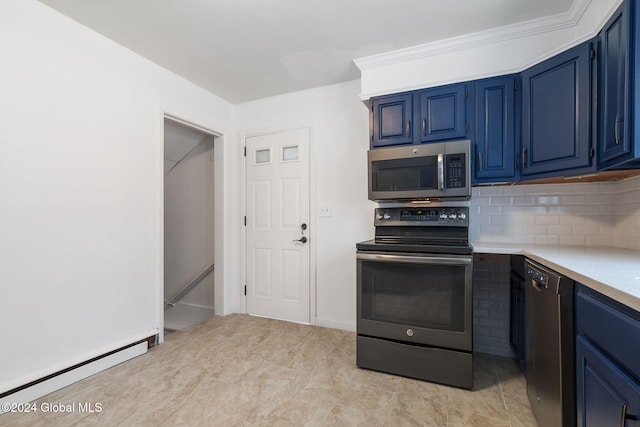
top-left (509, 270), bottom-right (525, 372)
top-left (576, 336), bottom-right (640, 426)
top-left (576, 285), bottom-right (640, 426)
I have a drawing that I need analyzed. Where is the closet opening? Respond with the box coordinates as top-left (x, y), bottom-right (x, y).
top-left (163, 117), bottom-right (216, 335)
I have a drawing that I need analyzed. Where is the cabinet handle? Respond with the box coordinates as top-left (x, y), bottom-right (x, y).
top-left (477, 151), bottom-right (483, 173)
top-left (615, 117), bottom-right (623, 144)
top-left (622, 404), bottom-right (639, 426)
top-left (406, 120), bottom-right (411, 137)
top-left (422, 119), bottom-right (426, 137)
top-left (521, 147), bottom-right (527, 169)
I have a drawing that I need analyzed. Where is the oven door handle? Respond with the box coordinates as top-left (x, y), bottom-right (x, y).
top-left (357, 253), bottom-right (471, 266)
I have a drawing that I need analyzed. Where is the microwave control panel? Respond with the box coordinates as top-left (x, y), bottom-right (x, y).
top-left (446, 154), bottom-right (466, 189)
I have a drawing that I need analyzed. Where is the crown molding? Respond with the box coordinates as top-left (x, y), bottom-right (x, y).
top-left (354, 0), bottom-right (593, 71)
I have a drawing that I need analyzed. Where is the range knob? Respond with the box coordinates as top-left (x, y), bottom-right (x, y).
top-left (439, 213), bottom-right (448, 220)
top-left (383, 213), bottom-right (391, 220)
top-left (377, 213), bottom-right (383, 220)
top-left (449, 213), bottom-right (457, 219)
top-left (458, 212), bottom-right (467, 220)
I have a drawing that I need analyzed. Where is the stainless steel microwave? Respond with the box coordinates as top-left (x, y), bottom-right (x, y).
top-left (368, 139), bottom-right (471, 201)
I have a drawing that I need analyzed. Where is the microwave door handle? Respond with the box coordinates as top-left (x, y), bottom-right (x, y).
top-left (437, 154), bottom-right (445, 190)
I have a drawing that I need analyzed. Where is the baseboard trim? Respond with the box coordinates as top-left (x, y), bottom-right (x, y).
top-left (315, 317), bottom-right (356, 332)
top-left (0, 341), bottom-right (149, 413)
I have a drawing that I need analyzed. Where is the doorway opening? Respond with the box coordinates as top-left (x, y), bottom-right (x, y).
top-left (164, 118), bottom-right (216, 334)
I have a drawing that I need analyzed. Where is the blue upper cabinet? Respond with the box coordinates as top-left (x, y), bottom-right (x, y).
top-left (473, 75), bottom-right (518, 183)
top-left (371, 93), bottom-right (413, 147)
top-left (521, 41), bottom-right (595, 179)
top-left (368, 0), bottom-right (640, 180)
top-left (370, 84), bottom-right (469, 148)
top-left (417, 83), bottom-right (469, 143)
top-left (598, 0), bottom-right (636, 168)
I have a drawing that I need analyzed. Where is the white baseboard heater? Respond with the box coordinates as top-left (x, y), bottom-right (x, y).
top-left (0, 337), bottom-right (155, 414)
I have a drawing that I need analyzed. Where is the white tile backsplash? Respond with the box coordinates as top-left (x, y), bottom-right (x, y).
top-left (471, 175), bottom-right (640, 251)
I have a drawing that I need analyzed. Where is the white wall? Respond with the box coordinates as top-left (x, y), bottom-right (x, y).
top-left (0, 0), bottom-right (233, 393)
top-left (235, 80), bottom-right (374, 331)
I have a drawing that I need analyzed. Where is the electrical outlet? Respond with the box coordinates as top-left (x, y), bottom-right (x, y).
top-left (319, 205), bottom-right (332, 218)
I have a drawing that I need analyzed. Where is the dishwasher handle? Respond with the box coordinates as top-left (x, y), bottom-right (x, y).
top-left (531, 280), bottom-right (546, 292)
top-left (525, 259), bottom-right (575, 296)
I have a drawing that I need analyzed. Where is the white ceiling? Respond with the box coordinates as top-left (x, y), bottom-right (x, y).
top-left (37, 0), bottom-right (574, 103)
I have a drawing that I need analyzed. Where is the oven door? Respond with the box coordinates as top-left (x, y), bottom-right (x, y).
top-left (357, 251), bottom-right (472, 351)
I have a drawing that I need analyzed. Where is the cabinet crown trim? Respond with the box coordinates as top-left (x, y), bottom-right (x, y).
top-left (356, 0), bottom-right (623, 100)
top-left (356, 0), bottom-right (591, 71)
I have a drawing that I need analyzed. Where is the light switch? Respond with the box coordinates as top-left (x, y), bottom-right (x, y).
top-left (319, 205), bottom-right (332, 218)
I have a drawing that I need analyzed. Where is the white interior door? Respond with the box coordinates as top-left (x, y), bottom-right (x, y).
top-left (245, 128), bottom-right (310, 323)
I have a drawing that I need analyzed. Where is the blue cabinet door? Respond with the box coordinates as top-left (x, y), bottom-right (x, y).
top-left (418, 83), bottom-right (468, 142)
top-left (371, 93), bottom-right (413, 148)
top-left (473, 75), bottom-right (517, 182)
top-left (576, 336), bottom-right (640, 427)
top-left (599, 0), bottom-right (633, 167)
top-left (521, 42), bottom-right (594, 178)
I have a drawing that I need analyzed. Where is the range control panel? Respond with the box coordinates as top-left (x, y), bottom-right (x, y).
top-left (375, 207), bottom-right (469, 227)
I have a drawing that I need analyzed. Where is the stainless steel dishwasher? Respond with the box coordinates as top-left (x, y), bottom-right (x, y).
top-left (525, 259), bottom-right (575, 427)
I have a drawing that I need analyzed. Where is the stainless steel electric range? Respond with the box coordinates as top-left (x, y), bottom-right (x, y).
top-left (356, 206), bottom-right (473, 389)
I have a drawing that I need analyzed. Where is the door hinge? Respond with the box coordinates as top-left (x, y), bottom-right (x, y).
top-left (244, 285), bottom-right (247, 296)
top-left (590, 147), bottom-right (595, 158)
top-left (465, 123), bottom-right (469, 132)
top-left (244, 216), bottom-right (247, 226)
top-left (465, 90), bottom-right (469, 97)
top-left (590, 48), bottom-right (596, 60)
top-left (514, 82), bottom-right (519, 91)
top-left (244, 146), bottom-right (247, 157)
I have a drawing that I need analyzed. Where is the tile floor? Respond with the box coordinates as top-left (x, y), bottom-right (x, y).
top-left (0, 314), bottom-right (538, 426)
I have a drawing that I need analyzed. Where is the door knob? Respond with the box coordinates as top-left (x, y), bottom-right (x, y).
top-left (301, 223), bottom-right (307, 231)
top-left (293, 236), bottom-right (308, 244)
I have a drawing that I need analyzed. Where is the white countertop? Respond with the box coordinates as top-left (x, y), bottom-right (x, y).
top-left (472, 242), bottom-right (640, 312)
